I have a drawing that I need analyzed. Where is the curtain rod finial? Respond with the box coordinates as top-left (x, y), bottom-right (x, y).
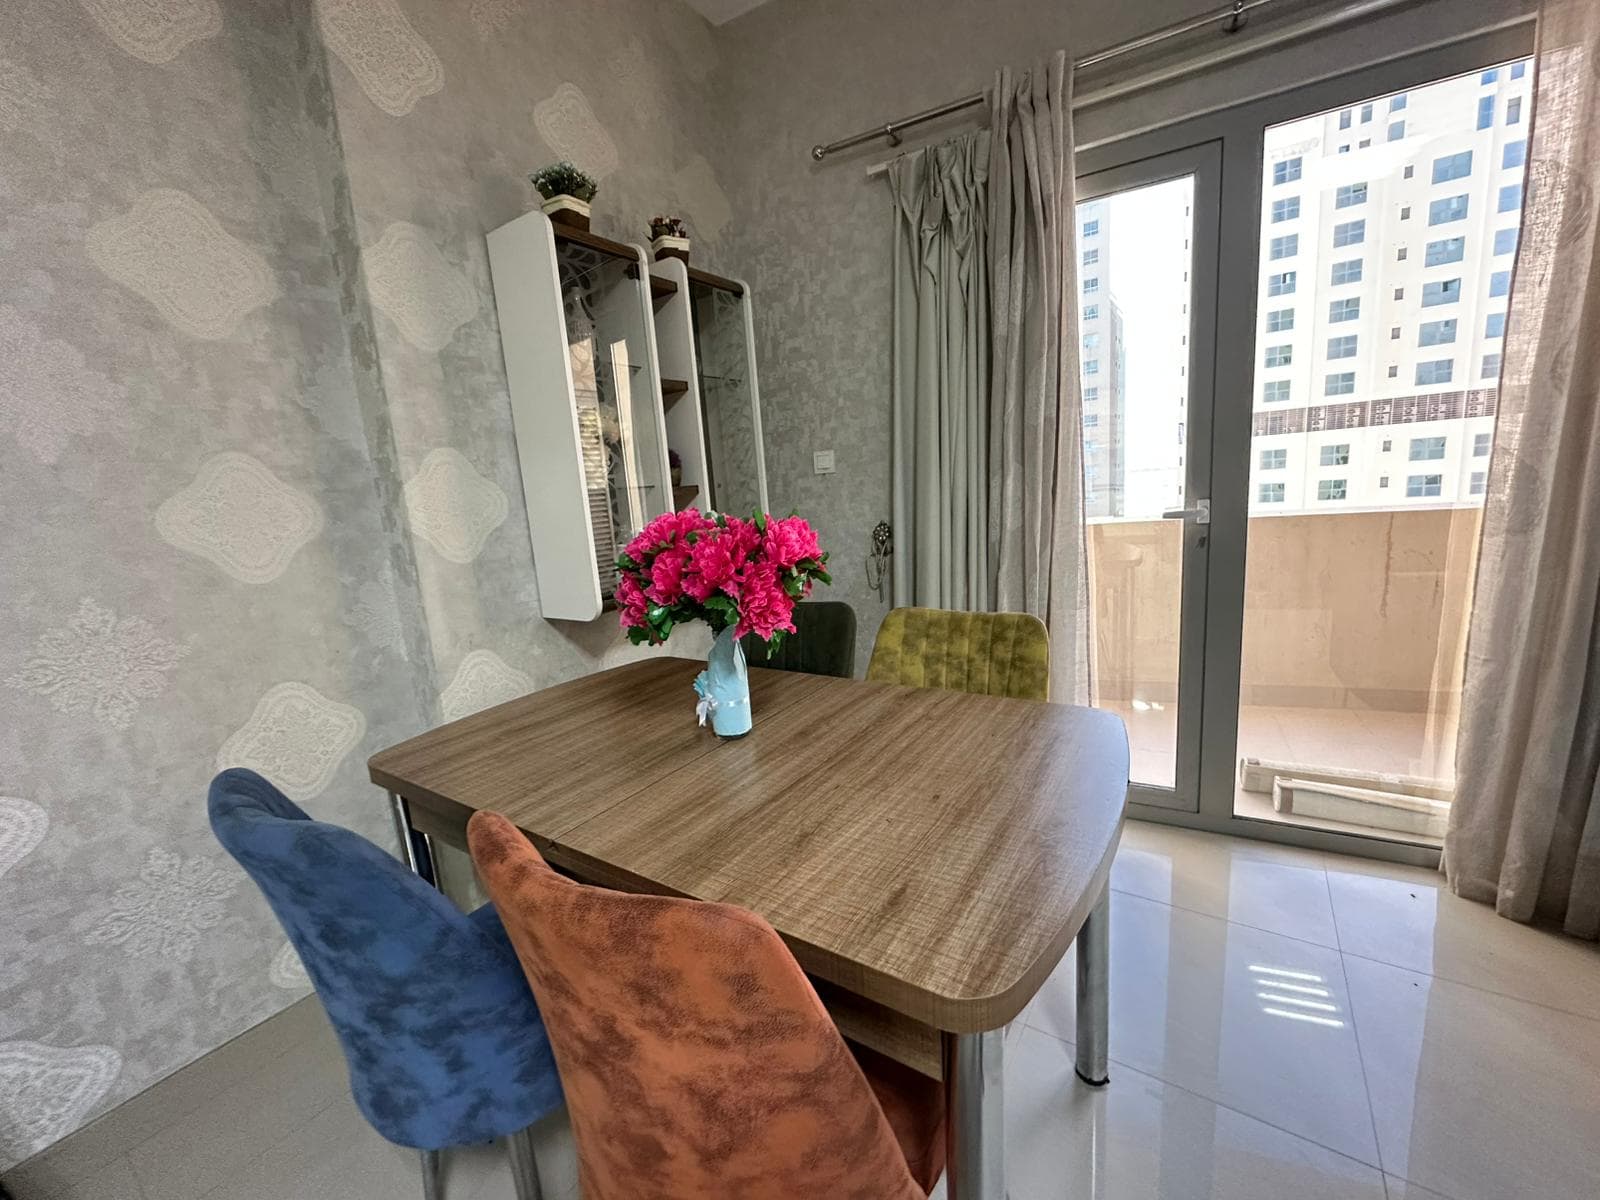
top-left (811, 144), bottom-right (826, 161)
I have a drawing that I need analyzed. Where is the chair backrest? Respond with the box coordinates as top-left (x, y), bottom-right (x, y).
top-left (466, 810), bottom-right (927, 1200)
top-left (208, 769), bottom-right (559, 1150)
top-left (867, 606), bottom-right (1050, 700)
top-left (742, 599), bottom-right (858, 678)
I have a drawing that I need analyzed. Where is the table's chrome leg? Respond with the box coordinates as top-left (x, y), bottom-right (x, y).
top-left (387, 790), bottom-right (436, 886)
top-left (942, 1028), bottom-right (1004, 1200)
top-left (1075, 886), bottom-right (1111, 1086)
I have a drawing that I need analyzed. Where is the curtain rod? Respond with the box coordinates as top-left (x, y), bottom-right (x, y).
top-left (811, 0), bottom-right (1414, 163)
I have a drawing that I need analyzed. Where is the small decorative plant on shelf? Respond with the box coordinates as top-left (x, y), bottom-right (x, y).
top-left (530, 161), bottom-right (598, 231)
top-left (648, 214), bottom-right (691, 263)
top-left (616, 509), bottom-right (830, 737)
top-left (668, 447), bottom-right (683, 486)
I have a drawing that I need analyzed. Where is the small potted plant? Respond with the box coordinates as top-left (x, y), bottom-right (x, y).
top-left (668, 448), bottom-right (684, 487)
top-left (649, 215), bottom-right (691, 263)
top-left (530, 162), bottom-right (598, 231)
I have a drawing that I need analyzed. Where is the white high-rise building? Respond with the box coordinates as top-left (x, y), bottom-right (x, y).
top-left (1249, 59), bottom-right (1531, 515)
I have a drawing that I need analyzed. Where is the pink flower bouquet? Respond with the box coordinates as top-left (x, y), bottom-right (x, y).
top-left (615, 509), bottom-right (831, 654)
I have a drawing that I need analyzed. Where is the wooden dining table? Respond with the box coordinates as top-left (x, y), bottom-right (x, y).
top-left (369, 657), bottom-right (1129, 1200)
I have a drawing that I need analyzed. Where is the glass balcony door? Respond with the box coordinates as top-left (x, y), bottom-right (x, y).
top-left (1076, 143), bottom-right (1222, 811)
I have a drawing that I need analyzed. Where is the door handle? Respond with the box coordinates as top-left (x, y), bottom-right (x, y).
top-left (1160, 498), bottom-right (1211, 525)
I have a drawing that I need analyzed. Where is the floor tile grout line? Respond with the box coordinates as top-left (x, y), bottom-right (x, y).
top-left (1326, 864), bottom-right (1392, 1189)
top-left (1109, 882), bottom-right (1347, 954)
top-left (1335, 945), bottom-right (1600, 1026)
top-left (189, 1091), bottom-right (355, 1200)
top-left (1020, 1017), bottom-right (1391, 1177)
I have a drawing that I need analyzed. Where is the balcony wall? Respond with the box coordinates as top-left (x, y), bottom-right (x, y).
top-left (1090, 508), bottom-right (1483, 712)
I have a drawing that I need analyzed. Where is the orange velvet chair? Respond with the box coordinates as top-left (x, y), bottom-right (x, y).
top-left (467, 811), bottom-right (945, 1200)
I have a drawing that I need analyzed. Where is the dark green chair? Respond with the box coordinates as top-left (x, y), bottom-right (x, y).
top-left (743, 600), bottom-right (857, 678)
top-left (867, 606), bottom-right (1050, 701)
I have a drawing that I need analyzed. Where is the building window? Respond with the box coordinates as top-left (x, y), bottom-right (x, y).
top-left (1493, 228), bottom-right (1518, 256)
top-left (1511, 61), bottom-right (1527, 79)
top-left (1490, 269), bottom-right (1512, 297)
top-left (1083, 413), bottom-right (1100, 429)
top-left (1083, 332), bottom-right (1101, 350)
top-left (1470, 471), bottom-right (1487, 496)
top-left (1083, 304), bottom-right (1100, 321)
top-left (1503, 140), bottom-right (1527, 169)
top-left (1338, 109), bottom-right (1352, 130)
top-left (1335, 183), bottom-right (1368, 208)
top-left (1431, 150), bottom-right (1474, 183)
top-left (1415, 358), bottom-right (1455, 385)
top-left (1481, 68), bottom-right (1500, 84)
top-left (1400, 204), bottom-right (1412, 220)
top-left (1083, 385), bottom-right (1100, 402)
top-left (1332, 219), bottom-right (1366, 247)
top-left (1318, 479), bottom-right (1348, 501)
top-left (1390, 93), bottom-right (1408, 111)
top-left (1327, 334), bottom-right (1358, 359)
top-left (1388, 121), bottom-right (1405, 142)
top-left (1422, 278), bottom-right (1461, 307)
top-left (1379, 474), bottom-right (1390, 487)
top-left (1329, 297), bottom-right (1361, 323)
top-left (1263, 380), bottom-right (1292, 403)
top-left (1474, 432), bottom-right (1492, 456)
top-left (1330, 258), bottom-right (1363, 285)
top-left (1271, 196), bottom-right (1300, 223)
top-left (1388, 364), bottom-right (1400, 377)
top-left (1266, 308), bottom-right (1295, 332)
top-left (1082, 219), bottom-right (1100, 238)
top-left (1485, 311), bottom-right (1506, 338)
top-left (1361, 102), bottom-right (1373, 122)
top-left (1429, 195), bottom-right (1469, 225)
top-left (1394, 287), bottom-right (1405, 300)
top-left (1338, 144), bottom-right (1351, 155)
top-left (1477, 95), bottom-right (1495, 130)
top-left (1424, 237), bottom-right (1466, 267)
top-left (1410, 436), bottom-right (1447, 461)
top-left (1396, 247), bottom-right (1409, 262)
top-left (1359, 138), bottom-right (1371, 150)
top-left (1268, 271), bottom-right (1297, 296)
top-left (1269, 233), bottom-right (1299, 260)
top-left (1264, 344), bottom-right (1293, 367)
top-left (1083, 248), bottom-right (1099, 267)
top-left (1084, 359), bottom-right (1100, 375)
top-left (1259, 482), bottom-right (1286, 503)
top-left (1325, 371), bottom-right (1356, 396)
top-left (1320, 444), bottom-right (1350, 466)
top-left (1083, 276), bottom-right (1100, 293)
top-left (1507, 96), bottom-right (1523, 124)
top-left (1482, 353), bottom-right (1503, 380)
top-left (1498, 183), bottom-right (1523, 213)
top-left (1273, 156), bottom-right (1303, 184)
top-left (1391, 326), bottom-right (1402, 339)
top-left (1261, 448), bottom-right (1287, 470)
top-left (1419, 318), bottom-right (1458, 346)
top-left (1407, 474), bottom-right (1444, 498)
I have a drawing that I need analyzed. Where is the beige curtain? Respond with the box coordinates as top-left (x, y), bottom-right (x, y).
top-left (1445, 0), bottom-right (1600, 939)
top-left (988, 51), bottom-right (1089, 702)
top-left (889, 132), bottom-right (992, 609)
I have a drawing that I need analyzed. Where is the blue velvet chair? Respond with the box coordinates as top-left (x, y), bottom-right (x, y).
top-left (208, 769), bottom-right (561, 1200)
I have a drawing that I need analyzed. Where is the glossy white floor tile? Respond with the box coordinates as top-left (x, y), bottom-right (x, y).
top-left (1004, 1026), bottom-right (1387, 1200)
top-left (1326, 860), bottom-right (1600, 1020)
top-left (1344, 954), bottom-right (1600, 1200)
top-left (1027, 889), bottom-right (1381, 1164)
top-left (1111, 820), bottom-right (1340, 947)
top-left (14, 818), bottom-right (1600, 1200)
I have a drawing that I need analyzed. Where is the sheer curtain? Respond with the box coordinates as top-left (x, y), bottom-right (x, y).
top-left (988, 50), bottom-right (1089, 702)
top-left (1445, 0), bottom-right (1600, 939)
top-left (888, 132), bottom-right (992, 610)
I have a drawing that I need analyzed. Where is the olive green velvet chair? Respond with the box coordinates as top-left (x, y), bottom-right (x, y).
top-left (866, 607), bottom-right (1050, 701)
top-left (742, 600), bottom-right (857, 679)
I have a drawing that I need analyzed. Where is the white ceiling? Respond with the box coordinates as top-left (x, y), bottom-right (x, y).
top-left (681, 0), bottom-right (773, 25)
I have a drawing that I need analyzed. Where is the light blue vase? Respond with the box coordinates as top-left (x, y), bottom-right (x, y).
top-left (695, 625), bottom-right (752, 738)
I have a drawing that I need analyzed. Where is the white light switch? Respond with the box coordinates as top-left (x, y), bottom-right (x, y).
top-left (813, 449), bottom-right (836, 475)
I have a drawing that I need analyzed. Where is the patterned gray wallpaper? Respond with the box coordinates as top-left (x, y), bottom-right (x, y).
top-left (0, 0), bottom-right (729, 1166)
